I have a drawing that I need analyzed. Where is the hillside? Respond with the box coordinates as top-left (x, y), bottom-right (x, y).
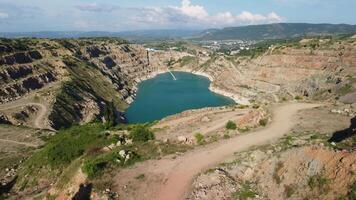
top-left (196, 23), bottom-right (356, 40)
top-left (0, 36), bottom-right (355, 199)
top-left (0, 38), bottom-right (154, 130)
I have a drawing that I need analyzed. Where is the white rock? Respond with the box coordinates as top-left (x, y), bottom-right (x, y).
top-left (201, 116), bottom-right (210, 122)
top-left (126, 139), bottom-right (133, 145)
top-left (108, 144), bottom-right (116, 149)
top-left (331, 142), bottom-right (336, 146)
top-left (119, 150), bottom-right (126, 158)
top-left (116, 141), bottom-right (122, 146)
top-left (178, 136), bottom-right (187, 142)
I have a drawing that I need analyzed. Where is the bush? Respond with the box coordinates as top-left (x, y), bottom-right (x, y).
top-left (194, 133), bottom-right (205, 145)
top-left (83, 158), bottom-right (108, 178)
top-left (226, 121), bottom-right (237, 130)
top-left (294, 95), bottom-right (303, 100)
top-left (130, 126), bottom-right (155, 142)
top-left (259, 119), bottom-right (268, 126)
top-left (308, 175), bottom-right (330, 191)
top-left (25, 123), bottom-right (111, 168)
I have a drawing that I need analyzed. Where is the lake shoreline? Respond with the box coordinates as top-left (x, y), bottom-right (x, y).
top-left (134, 69), bottom-right (250, 105)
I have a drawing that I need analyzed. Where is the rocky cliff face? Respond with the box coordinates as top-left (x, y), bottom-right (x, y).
top-left (0, 38), bottom-right (163, 129)
top-left (1, 37), bottom-right (355, 129)
top-left (171, 37), bottom-right (356, 104)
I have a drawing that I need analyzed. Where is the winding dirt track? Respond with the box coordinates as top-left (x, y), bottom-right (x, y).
top-left (0, 102), bottom-right (48, 130)
top-left (0, 138), bottom-right (38, 147)
top-left (115, 103), bottom-right (321, 200)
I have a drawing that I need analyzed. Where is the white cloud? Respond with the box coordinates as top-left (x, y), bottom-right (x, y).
top-left (76, 3), bottom-right (119, 12)
top-left (0, 12), bottom-right (9, 19)
top-left (134, 0), bottom-right (284, 27)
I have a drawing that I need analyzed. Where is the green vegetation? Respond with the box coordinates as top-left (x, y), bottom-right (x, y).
top-left (135, 174), bottom-right (145, 180)
top-left (49, 56), bottom-right (127, 129)
top-left (259, 118), bottom-right (268, 126)
top-left (129, 125), bottom-right (155, 142)
top-left (230, 182), bottom-right (257, 200)
top-left (284, 184), bottom-right (295, 198)
top-left (82, 148), bottom-right (139, 178)
top-left (17, 122), bottom-right (190, 190)
top-left (348, 183), bottom-right (356, 200)
top-left (280, 135), bottom-right (295, 150)
top-left (273, 161), bottom-right (284, 184)
top-left (25, 123), bottom-right (111, 168)
top-left (238, 127), bottom-right (250, 133)
top-left (308, 175), bottom-right (330, 192)
top-left (295, 95), bottom-right (303, 100)
top-left (226, 121), bottom-right (237, 130)
top-left (178, 56), bottom-right (198, 67)
top-left (337, 84), bottom-right (354, 96)
top-left (144, 41), bottom-right (188, 51)
top-left (194, 133), bottom-right (205, 145)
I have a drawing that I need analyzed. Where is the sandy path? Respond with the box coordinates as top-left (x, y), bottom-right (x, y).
top-left (0, 102), bottom-right (49, 130)
top-left (0, 138), bottom-right (39, 147)
top-left (114, 103), bottom-right (321, 200)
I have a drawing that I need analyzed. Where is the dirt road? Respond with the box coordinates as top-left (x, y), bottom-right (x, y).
top-left (0, 138), bottom-right (39, 147)
top-left (114, 103), bottom-right (321, 200)
top-left (0, 102), bottom-right (49, 130)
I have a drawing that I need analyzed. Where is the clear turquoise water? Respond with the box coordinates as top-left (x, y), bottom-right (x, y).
top-left (124, 71), bottom-right (235, 123)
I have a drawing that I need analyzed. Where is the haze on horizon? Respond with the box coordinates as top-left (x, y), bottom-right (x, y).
top-left (0, 0), bottom-right (355, 32)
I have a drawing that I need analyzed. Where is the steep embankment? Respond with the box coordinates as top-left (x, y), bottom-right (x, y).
top-left (170, 37), bottom-right (356, 104)
top-left (0, 38), bottom-right (166, 129)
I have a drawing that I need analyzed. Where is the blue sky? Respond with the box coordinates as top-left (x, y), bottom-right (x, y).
top-left (0, 0), bottom-right (355, 32)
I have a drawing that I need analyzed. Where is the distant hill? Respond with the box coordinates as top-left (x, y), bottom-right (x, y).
top-left (2, 23), bottom-right (356, 42)
top-left (196, 23), bottom-right (356, 40)
top-left (0, 30), bottom-right (201, 43)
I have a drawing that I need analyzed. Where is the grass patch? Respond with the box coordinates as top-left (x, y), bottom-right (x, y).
top-left (135, 174), bottom-right (145, 180)
top-left (129, 125), bottom-right (155, 142)
top-left (348, 183), bottom-right (356, 200)
top-left (273, 161), bottom-right (284, 184)
top-left (294, 95), bottom-right (303, 100)
top-left (308, 175), bottom-right (330, 192)
top-left (230, 182), bottom-right (257, 200)
top-left (259, 118), bottom-right (268, 126)
top-left (194, 133), bottom-right (205, 145)
top-left (284, 184), bottom-right (295, 198)
top-left (337, 84), bottom-right (354, 96)
top-left (226, 121), bottom-right (237, 130)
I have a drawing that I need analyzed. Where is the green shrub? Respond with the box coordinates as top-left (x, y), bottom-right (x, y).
top-left (25, 123), bottom-right (111, 168)
top-left (284, 184), bottom-right (295, 198)
top-left (223, 134), bottom-right (230, 139)
top-left (83, 158), bottom-right (108, 178)
top-left (308, 175), bottom-right (330, 190)
top-left (194, 133), bottom-right (205, 145)
top-left (259, 119), bottom-right (268, 126)
top-left (130, 126), bottom-right (155, 142)
top-left (226, 121), bottom-right (237, 130)
top-left (295, 96), bottom-right (303, 100)
top-left (230, 182), bottom-right (257, 200)
top-left (349, 183), bottom-right (356, 200)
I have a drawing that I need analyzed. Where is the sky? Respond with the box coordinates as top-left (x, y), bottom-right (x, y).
top-left (0, 0), bottom-right (355, 32)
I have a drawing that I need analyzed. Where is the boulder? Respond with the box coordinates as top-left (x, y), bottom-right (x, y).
top-left (178, 136), bottom-right (187, 143)
top-left (201, 116), bottom-right (211, 122)
top-left (119, 150), bottom-right (126, 158)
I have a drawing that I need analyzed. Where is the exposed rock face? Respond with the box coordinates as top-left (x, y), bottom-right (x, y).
top-left (0, 51), bottom-right (42, 65)
top-left (0, 39), bottom-right (165, 129)
top-left (0, 72), bottom-right (56, 103)
top-left (170, 38), bottom-right (356, 103)
top-left (1, 37), bottom-right (355, 129)
top-left (188, 145), bottom-right (356, 200)
top-left (0, 114), bottom-right (11, 125)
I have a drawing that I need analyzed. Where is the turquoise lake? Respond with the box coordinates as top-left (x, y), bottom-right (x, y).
top-left (124, 71), bottom-right (235, 124)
